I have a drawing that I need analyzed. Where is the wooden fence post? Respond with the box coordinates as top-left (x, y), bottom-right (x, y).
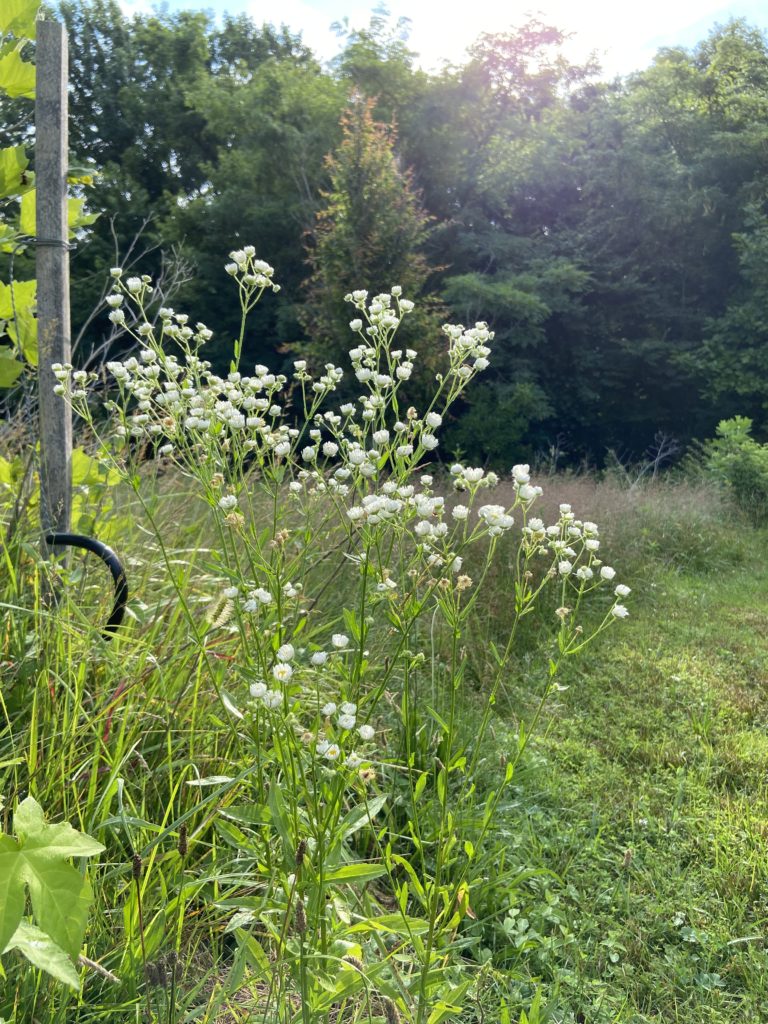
top-left (36, 19), bottom-right (72, 540)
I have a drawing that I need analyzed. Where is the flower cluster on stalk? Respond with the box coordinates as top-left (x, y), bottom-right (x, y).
top-left (55, 245), bottom-right (632, 768)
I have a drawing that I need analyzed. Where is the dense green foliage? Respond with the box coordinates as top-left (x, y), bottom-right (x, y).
top-left (697, 416), bottom-right (768, 522)
top-left (14, 5), bottom-right (768, 459)
top-left (3, 464), bottom-right (766, 1022)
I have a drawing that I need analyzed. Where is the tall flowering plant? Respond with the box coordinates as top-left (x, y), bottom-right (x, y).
top-left (55, 248), bottom-right (630, 1023)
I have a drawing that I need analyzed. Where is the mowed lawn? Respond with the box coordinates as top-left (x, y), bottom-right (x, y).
top-left (500, 499), bottom-right (768, 1023)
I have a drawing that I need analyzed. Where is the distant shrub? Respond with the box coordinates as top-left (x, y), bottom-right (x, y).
top-left (700, 416), bottom-right (768, 522)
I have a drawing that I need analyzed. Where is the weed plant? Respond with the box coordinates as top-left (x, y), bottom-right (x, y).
top-left (0, 252), bottom-right (631, 1023)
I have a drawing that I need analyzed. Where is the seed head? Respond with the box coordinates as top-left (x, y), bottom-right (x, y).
top-left (383, 997), bottom-right (401, 1024)
top-left (294, 899), bottom-right (307, 934)
top-left (295, 838), bottom-right (308, 867)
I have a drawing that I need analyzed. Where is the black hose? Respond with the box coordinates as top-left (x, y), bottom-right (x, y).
top-left (45, 532), bottom-right (129, 638)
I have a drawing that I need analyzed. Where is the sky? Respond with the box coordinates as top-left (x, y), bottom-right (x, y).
top-left (118, 0), bottom-right (768, 78)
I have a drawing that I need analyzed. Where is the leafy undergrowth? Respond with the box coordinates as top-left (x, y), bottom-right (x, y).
top-left (1, 474), bottom-right (765, 1024)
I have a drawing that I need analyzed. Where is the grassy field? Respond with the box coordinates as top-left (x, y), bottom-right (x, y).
top-left (1, 470), bottom-right (766, 1024)
top-left (494, 480), bottom-right (768, 1023)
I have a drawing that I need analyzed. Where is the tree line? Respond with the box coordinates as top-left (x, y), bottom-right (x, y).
top-left (11, 3), bottom-right (768, 464)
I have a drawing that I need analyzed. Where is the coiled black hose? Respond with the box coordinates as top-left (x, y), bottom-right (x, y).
top-left (45, 533), bottom-right (128, 638)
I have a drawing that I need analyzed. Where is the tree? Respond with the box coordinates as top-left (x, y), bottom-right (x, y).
top-left (300, 97), bottom-right (443, 391)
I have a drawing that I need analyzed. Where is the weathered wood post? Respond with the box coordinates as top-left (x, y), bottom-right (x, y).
top-left (36, 19), bottom-right (72, 541)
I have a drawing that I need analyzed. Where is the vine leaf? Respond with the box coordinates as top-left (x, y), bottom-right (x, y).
top-left (0, 797), bottom-right (104, 985)
top-left (0, 0), bottom-right (39, 39)
top-left (0, 47), bottom-right (35, 99)
top-left (3, 922), bottom-right (80, 989)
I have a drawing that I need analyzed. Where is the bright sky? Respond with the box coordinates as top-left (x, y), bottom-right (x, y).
top-left (119, 0), bottom-right (768, 77)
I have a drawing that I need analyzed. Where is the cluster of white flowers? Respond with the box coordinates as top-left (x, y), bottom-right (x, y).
top-left (56, 261), bottom-right (500, 490)
top-left (242, 633), bottom-right (378, 771)
top-left (224, 247), bottom-right (281, 294)
top-left (477, 504), bottom-right (515, 536)
top-left (57, 250), bottom-right (631, 645)
top-left (518, 500), bottom-right (631, 618)
top-left (511, 464), bottom-right (544, 504)
top-left (442, 322), bottom-right (493, 378)
top-left (52, 363), bottom-right (88, 399)
top-left (449, 464), bottom-right (500, 492)
top-left (222, 579), bottom-right (303, 612)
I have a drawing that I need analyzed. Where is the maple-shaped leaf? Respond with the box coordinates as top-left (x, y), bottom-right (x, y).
top-left (0, 797), bottom-right (104, 964)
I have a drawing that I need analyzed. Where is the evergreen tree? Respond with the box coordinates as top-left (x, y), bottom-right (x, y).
top-left (300, 97), bottom-right (443, 394)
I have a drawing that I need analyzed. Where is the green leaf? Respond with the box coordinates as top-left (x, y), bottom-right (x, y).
top-left (67, 196), bottom-right (99, 236)
top-left (0, 351), bottom-right (23, 386)
top-left (3, 922), bottom-right (80, 990)
top-left (321, 862), bottom-right (387, 885)
top-left (185, 776), bottom-right (235, 787)
top-left (0, 221), bottom-right (21, 253)
top-left (427, 1000), bottom-right (466, 1024)
top-left (19, 188), bottom-right (34, 235)
top-left (0, 836), bottom-right (26, 956)
top-left (0, 278), bottom-right (35, 320)
top-left (71, 448), bottom-right (121, 487)
top-left (220, 805), bottom-right (271, 827)
top-left (0, 145), bottom-right (30, 197)
top-left (0, 0), bottom-right (39, 39)
top-left (337, 794), bottom-right (387, 840)
top-left (267, 778), bottom-right (294, 865)
top-left (0, 797), bottom-right (104, 963)
top-left (14, 797), bottom-right (104, 857)
top-left (342, 607), bottom-right (361, 641)
top-left (348, 913), bottom-right (430, 936)
top-left (7, 307), bottom-right (36, 364)
top-left (0, 47), bottom-right (35, 99)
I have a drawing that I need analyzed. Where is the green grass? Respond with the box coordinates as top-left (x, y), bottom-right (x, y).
top-left (498, 510), bottom-right (768, 1022)
top-left (2, 473), bottom-right (767, 1023)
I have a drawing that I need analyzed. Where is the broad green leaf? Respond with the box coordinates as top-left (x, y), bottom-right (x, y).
top-left (0, 836), bottom-right (26, 956)
top-left (14, 797), bottom-right (104, 857)
top-left (0, 0), bottom-right (39, 39)
top-left (0, 352), bottom-right (23, 386)
top-left (0, 146), bottom-right (30, 197)
top-left (0, 278), bottom-right (35, 320)
top-left (19, 188), bottom-right (34, 236)
top-left (0, 222), bottom-right (21, 253)
top-left (71, 448), bottom-right (121, 487)
top-left (67, 196), bottom-right (99, 235)
top-left (0, 47), bottom-right (35, 99)
top-left (4, 922), bottom-right (79, 990)
top-left (0, 797), bottom-right (104, 961)
top-left (6, 308), bottom-right (37, 364)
